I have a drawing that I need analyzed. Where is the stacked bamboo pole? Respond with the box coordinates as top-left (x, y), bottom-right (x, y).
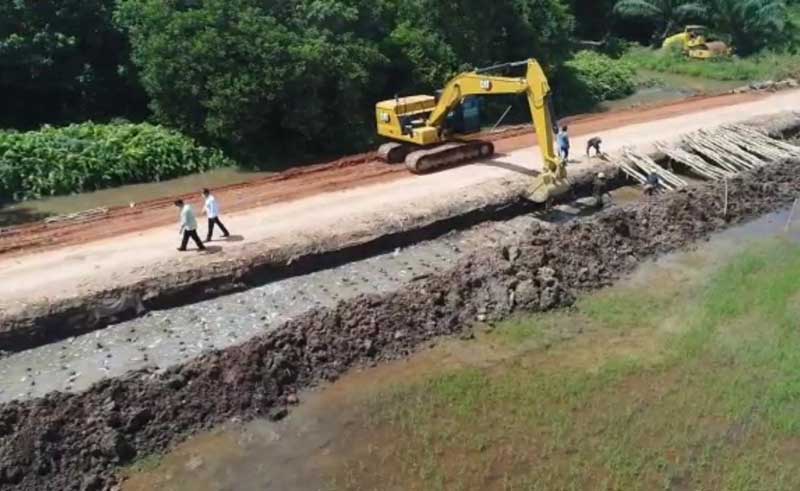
top-left (618, 147), bottom-right (687, 191)
top-left (656, 142), bottom-right (734, 180)
top-left (617, 124), bottom-right (799, 190)
top-left (681, 125), bottom-right (800, 175)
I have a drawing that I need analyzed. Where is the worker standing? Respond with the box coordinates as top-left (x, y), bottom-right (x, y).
top-left (202, 188), bottom-right (230, 242)
top-left (593, 172), bottom-right (607, 209)
top-left (175, 199), bottom-right (206, 251)
top-left (557, 126), bottom-right (570, 161)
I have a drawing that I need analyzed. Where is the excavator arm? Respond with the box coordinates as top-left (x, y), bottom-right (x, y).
top-left (375, 58), bottom-right (568, 202)
top-left (428, 60), bottom-right (564, 198)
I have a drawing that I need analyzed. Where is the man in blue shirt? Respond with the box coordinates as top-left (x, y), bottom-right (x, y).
top-left (556, 126), bottom-right (570, 161)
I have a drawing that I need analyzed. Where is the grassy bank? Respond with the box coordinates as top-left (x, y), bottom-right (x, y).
top-left (623, 46), bottom-right (800, 82)
top-left (331, 239), bottom-right (800, 490)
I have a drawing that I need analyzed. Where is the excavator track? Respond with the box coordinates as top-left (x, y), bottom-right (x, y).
top-left (377, 142), bottom-right (415, 164)
top-left (405, 140), bottom-right (494, 174)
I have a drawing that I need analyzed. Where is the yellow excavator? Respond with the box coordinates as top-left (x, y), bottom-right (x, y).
top-left (662, 26), bottom-right (732, 59)
top-left (374, 59), bottom-right (568, 203)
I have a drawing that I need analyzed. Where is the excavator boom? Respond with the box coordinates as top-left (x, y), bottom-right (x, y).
top-left (375, 59), bottom-right (568, 202)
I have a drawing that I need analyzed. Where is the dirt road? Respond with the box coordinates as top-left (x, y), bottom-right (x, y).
top-left (0, 89), bottom-right (792, 316)
top-left (0, 92), bottom-right (759, 258)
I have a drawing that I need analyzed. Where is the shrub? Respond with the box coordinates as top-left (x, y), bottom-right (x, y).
top-left (0, 123), bottom-right (232, 201)
top-left (555, 50), bottom-right (636, 113)
top-left (114, 0), bottom-right (575, 163)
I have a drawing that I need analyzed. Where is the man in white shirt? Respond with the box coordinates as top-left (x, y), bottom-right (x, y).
top-left (202, 188), bottom-right (230, 242)
top-left (174, 199), bottom-right (206, 251)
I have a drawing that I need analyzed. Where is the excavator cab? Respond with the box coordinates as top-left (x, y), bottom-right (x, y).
top-left (445, 96), bottom-right (482, 135)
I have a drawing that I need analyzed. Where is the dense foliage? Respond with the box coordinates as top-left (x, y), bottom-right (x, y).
top-left (568, 51), bottom-right (637, 100)
top-left (611, 0), bottom-right (794, 54)
top-left (568, 0), bottom-right (618, 40)
top-left (556, 51), bottom-right (636, 112)
top-left (0, 123), bottom-right (231, 201)
top-left (703, 0), bottom-right (789, 54)
top-left (613, 1), bottom-right (706, 43)
top-left (0, 0), bottom-right (147, 129)
top-left (115, 0), bottom-right (575, 162)
top-left (2, 0), bottom-right (799, 202)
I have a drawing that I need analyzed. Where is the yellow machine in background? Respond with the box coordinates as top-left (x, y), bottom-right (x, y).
top-left (374, 59), bottom-right (568, 203)
top-left (662, 25), bottom-right (732, 59)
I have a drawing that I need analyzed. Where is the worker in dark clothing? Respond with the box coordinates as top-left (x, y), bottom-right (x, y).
top-left (593, 172), bottom-right (607, 209)
top-left (175, 199), bottom-right (206, 252)
top-left (643, 172), bottom-right (660, 196)
top-left (586, 137), bottom-right (603, 157)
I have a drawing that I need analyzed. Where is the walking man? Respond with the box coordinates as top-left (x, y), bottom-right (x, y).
top-left (202, 188), bottom-right (230, 241)
top-left (557, 126), bottom-right (570, 161)
top-left (175, 199), bottom-right (205, 251)
top-left (586, 136), bottom-right (603, 158)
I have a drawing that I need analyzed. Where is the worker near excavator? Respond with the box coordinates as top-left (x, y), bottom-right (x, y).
top-left (557, 126), bottom-right (570, 161)
top-left (593, 172), bottom-right (607, 209)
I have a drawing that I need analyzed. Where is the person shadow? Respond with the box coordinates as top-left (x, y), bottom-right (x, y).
top-left (205, 234), bottom-right (244, 243)
top-left (200, 245), bottom-right (224, 254)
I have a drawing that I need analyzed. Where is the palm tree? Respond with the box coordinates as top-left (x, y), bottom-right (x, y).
top-left (703, 0), bottom-right (787, 55)
top-left (613, 0), bottom-right (707, 43)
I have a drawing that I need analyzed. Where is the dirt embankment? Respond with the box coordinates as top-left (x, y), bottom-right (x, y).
top-left (1, 158), bottom-right (798, 490)
top-left (0, 91), bottom-right (761, 260)
top-left (0, 165), bottom-right (617, 354)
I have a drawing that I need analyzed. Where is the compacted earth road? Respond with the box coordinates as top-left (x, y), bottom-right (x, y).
top-left (1, 90), bottom-right (795, 318)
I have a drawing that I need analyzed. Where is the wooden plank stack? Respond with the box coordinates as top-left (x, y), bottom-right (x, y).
top-left (617, 124), bottom-right (800, 189)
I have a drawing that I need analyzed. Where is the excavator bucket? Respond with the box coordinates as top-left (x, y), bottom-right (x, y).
top-left (525, 174), bottom-right (570, 203)
top-left (524, 159), bottom-right (570, 203)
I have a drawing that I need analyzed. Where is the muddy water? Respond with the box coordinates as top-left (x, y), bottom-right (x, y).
top-left (0, 167), bottom-right (271, 225)
top-left (121, 208), bottom-right (800, 491)
top-left (121, 336), bottom-right (498, 491)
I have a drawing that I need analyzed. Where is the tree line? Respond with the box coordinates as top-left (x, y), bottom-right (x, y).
top-left (1, 0), bottom-right (795, 166)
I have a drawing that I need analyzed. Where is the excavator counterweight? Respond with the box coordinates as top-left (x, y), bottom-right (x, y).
top-left (374, 59), bottom-right (568, 203)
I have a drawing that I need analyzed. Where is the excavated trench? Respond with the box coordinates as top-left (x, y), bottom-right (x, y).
top-left (0, 167), bottom-right (617, 354)
top-left (4, 112), bottom-right (799, 355)
top-left (1, 156), bottom-right (799, 490)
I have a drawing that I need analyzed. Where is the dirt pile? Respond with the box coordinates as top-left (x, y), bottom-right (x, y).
top-left (1, 160), bottom-right (798, 490)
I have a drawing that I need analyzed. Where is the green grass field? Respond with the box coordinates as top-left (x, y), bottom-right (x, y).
top-left (330, 239), bottom-right (800, 491)
top-left (622, 46), bottom-right (800, 82)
